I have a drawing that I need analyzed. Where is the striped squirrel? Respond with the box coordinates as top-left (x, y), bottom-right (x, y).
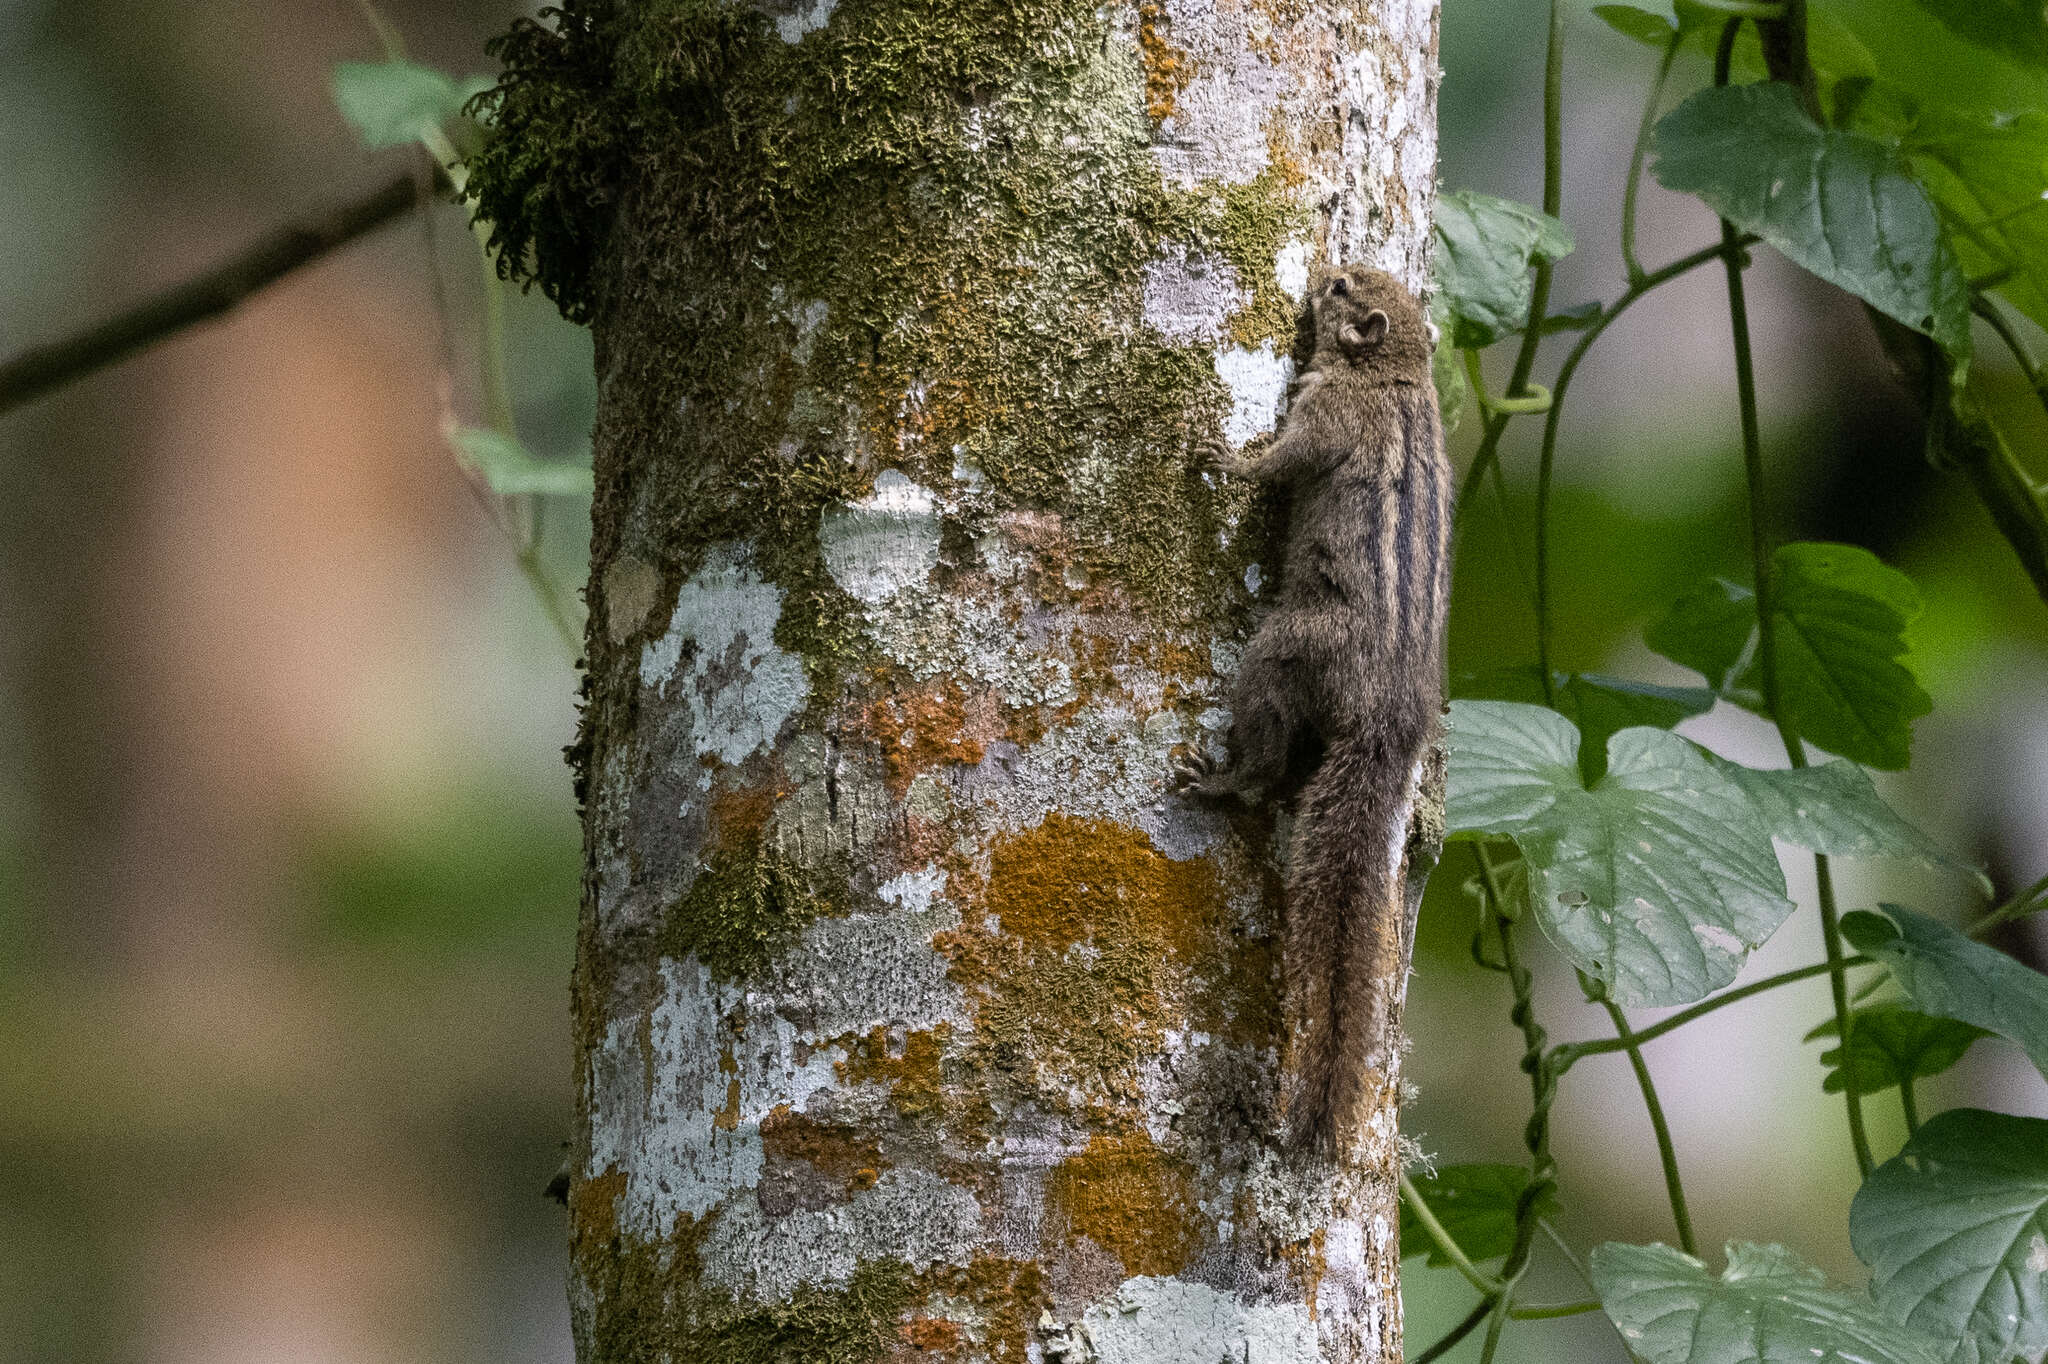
top-left (1174, 265), bottom-right (1451, 1156)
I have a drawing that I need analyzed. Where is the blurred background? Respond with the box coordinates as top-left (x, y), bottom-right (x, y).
top-left (0, 1), bottom-right (2042, 1361)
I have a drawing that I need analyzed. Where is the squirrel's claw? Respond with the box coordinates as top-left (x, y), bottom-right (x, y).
top-left (1169, 749), bottom-right (1222, 796)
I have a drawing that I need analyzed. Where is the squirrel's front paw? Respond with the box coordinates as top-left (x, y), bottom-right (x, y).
top-left (1194, 436), bottom-right (1246, 480)
top-left (1169, 749), bottom-right (1221, 796)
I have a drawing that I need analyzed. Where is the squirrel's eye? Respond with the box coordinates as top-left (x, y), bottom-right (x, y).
top-left (1329, 276), bottom-right (1349, 297)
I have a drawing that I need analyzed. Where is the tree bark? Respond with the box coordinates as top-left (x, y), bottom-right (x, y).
top-left (557, 0), bottom-right (1440, 1359)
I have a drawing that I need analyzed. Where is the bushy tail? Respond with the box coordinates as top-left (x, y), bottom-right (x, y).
top-left (1284, 708), bottom-right (1431, 1155)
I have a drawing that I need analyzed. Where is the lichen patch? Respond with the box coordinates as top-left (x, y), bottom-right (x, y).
top-left (822, 472), bottom-right (944, 604)
top-left (640, 543), bottom-right (811, 767)
top-left (1080, 1275), bottom-right (1321, 1364)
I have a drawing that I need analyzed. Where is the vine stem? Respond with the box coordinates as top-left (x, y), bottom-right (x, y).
top-left (1711, 15), bottom-right (1875, 1179)
top-left (1551, 956), bottom-right (1876, 1069)
top-left (1401, 1175), bottom-right (1507, 1296)
top-left (1519, 0), bottom-right (1569, 711)
top-left (1598, 997), bottom-right (1699, 1256)
top-left (1530, 237), bottom-right (1746, 682)
top-left (1621, 33), bottom-right (1683, 285)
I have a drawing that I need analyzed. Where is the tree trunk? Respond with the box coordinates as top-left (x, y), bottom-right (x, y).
top-left (554, 0), bottom-right (1441, 1358)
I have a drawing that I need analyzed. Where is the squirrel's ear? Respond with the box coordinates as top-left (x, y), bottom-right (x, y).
top-left (1361, 310), bottom-right (1390, 345)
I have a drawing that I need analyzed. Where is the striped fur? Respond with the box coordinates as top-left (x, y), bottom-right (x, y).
top-left (1173, 267), bottom-right (1451, 1157)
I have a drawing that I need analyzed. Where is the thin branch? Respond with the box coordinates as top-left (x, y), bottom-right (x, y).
top-left (0, 171), bottom-right (442, 417)
top-left (1416, 1299), bottom-right (1494, 1364)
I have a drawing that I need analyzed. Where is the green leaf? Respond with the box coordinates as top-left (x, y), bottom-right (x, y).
top-left (1447, 701), bottom-right (1794, 1006)
top-left (447, 427), bottom-right (595, 497)
top-left (1454, 666), bottom-right (1715, 785)
top-left (1432, 324), bottom-right (1467, 432)
top-left (1594, 4), bottom-right (1675, 45)
top-left (1645, 578), bottom-right (1759, 696)
top-left (1592, 1240), bottom-right (1947, 1364)
top-left (1399, 1164), bottom-right (1557, 1266)
top-left (1431, 191), bottom-right (1575, 350)
top-left (1646, 543), bottom-right (1931, 770)
top-left (1842, 904), bottom-right (2048, 1079)
top-left (1905, 0), bottom-right (2048, 69)
top-left (1851, 1108), bottom-right (2048, 1364)
top-left (1705, 757), bottom-right (1985, 888)
top-left (1652, 82), bottom-right (1972, 359)
top-left (1910, 109), bottom-right (2048, 337)
top-left (332, 59), bottom-right (492, 151)
top-left (1804, 1004), bottom-right (1989, 1095)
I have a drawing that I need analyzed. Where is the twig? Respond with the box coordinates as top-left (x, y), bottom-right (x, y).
top-left (0, 171), bottom-right (443, 417)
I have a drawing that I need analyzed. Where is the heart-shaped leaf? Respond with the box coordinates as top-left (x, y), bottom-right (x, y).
top-left (1448, 701), bottom-right (1794, 1006)
top-left (1653, 83), bottom-right (1971, 359)
top-left (1400, 1164), bottom-right (1557, 1266)
top-left (1454, 667), bottom-right (1715, 784)
top-left (1851, 1109), bottom-right (2048, 1364)
top-left (1431, 191), bottom-right (1575, 350)
top-left (1592, 1240), bottom-right (1947, 1364)
top-left (1804, 1004), bottom-right (1989, 1096)
top-left (1842, 905), bottom-right (2048, 1079)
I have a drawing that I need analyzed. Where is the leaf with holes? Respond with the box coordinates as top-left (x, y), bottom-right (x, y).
top-left (1447, 701), bottom-right (1793, 1006)
top-left (1653, 83), bottom-right (1971, 360)
top-left (1593, 1240), bottom-right (1946, 1364)
top-left (1400, 1164), bottom-right (1556, 1266)
top-left (1804, 1005), bottom-right (1989, 1096)
top-left (1431, 191), bottom-right (1575, 350)
top-left (1851, 1109), bottom-right (2048, 1364)
top-left (1646, 543), bottom-right (1930, 770)
top-left (332, 59), bottom-right (492, 151)
top-left (1842, 905), bottom-right (2048, 1079)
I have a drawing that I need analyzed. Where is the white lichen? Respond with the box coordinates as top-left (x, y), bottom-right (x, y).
top-left (639, 544), bottom-right (810, 768)
top-left (821, 471), bottom-right (943, 603)
top-left (1214, 342), bottom-right (1293, 447)
top-left (1080, 1277), bottom-right (1320, 1364)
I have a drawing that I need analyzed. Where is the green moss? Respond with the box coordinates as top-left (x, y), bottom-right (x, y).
top-left (1211, 168), bottom-right (1317, 349)
top-left (468, 0), bottom-right (1309, 631)
top-left (662, 834), bottom-right (838, 982)
top-left (583, 1214), bottom-right (915, 1364)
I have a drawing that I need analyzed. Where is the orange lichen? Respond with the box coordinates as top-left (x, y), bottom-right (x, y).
top-left (939, 814), bottom-right (1236, 1112)
top-left (1044, 1133), bottom-right (1202, 1276)
top-left (983, 812), bottom-right (1221, 960)
top-left (915, 1257), bottom-right (1047, 1362)
top-left (900, 1317), bottom-right (964, 1351)
top-left (864, 684), bottom-right (991, 793)
top-left (839, 1024), bottom-right (951, 1122)
top-left (1137, 3), bottom-right (1193, 124)
top-left (760, 1105), bottom-right (891, 1195)
top-left (709, 781), bottom-right (778, 850)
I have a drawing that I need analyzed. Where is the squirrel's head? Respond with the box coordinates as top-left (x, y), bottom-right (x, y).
top-left (1306, 265), bottom-right (1433, 378)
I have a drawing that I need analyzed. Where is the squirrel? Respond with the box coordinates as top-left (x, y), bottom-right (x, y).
top-left (1173, 264), bottom-right (1451, 1157)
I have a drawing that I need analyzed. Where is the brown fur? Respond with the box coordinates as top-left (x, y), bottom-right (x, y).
top-left (1174, 266), bottom-right (1451, 1156)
